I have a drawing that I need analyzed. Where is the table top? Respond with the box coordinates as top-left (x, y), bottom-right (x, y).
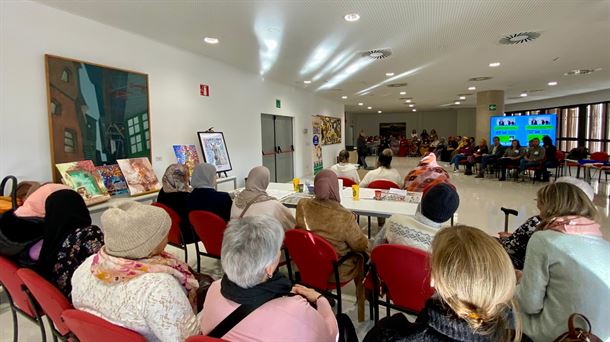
top-left (88, 191), bottom-right (159, 214)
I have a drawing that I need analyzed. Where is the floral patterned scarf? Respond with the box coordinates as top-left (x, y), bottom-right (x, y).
top-left (545, 216), bottom-right (602, 237)
top-left (91, 248), bottom-right (199, 311)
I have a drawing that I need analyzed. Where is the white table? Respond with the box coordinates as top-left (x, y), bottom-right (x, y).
top-left (88, 191), bottom-right (159, 214)
top-left (217, 175), bottom-right (237, 190)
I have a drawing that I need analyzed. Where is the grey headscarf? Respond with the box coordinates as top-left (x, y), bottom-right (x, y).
top-left (191, 163), bottom-right (217, 189)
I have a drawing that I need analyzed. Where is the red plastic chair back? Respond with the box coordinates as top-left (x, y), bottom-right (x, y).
top-left (61, 309), bottom-right (146, 342)
top-left (284, 229), bottom-right (338, 289)
top-left (556, 150), bottom-right (565, 163)
top-left (17, 268), bottom-right (73, 335)
top-left (151, 202), bottom-right (182, 245)
top-left (189, 210), bottom-right (227, 257)
top-left (0, 255), bottom-right (36, 317)
top-left (338, 177), bottom-right (357, 187)
top-left (590, 152), bottom-right (609, 162)
top-left (186, 336), bottom-right (228, 342)
top-left (371, 244), bottom-right (435, 312)
top-left (368, 180), bottom-right (400, 189)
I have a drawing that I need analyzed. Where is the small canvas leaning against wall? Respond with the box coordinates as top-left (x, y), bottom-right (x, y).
top-left (45, 55), bottom-right (151, 181)
top-left (56, 160), bottom-right (110, 206)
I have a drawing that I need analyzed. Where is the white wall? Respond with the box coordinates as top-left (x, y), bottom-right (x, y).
top-left (0, 1), bottom-right (344, 186)
top-left (505, 89), bottom-right (610, 112)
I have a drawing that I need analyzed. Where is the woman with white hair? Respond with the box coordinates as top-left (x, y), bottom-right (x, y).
top-left (199, 216), bottom-right (338, 341)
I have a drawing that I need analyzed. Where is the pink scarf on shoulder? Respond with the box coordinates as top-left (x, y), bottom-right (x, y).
top-left (546, 216), bottom-right (602, 237)
top-left (91, 248), bottom-right (199, 311)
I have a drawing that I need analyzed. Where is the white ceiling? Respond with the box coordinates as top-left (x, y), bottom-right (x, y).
top-left (39, 0), bottom-right (610, 113)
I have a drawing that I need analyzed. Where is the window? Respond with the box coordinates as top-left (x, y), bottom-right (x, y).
top-left (61, 68), bottom-right (71, 83)
top-left (50, 98), bottom-right (61, 115)
top-left (561, 107), bottom-right (579, 151)
top-left (64, 129), bottom-right (76, 153)
top-left (586, 103), bottom-right (604, 152)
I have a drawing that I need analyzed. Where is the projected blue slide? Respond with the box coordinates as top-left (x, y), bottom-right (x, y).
top-left (490, 114), bottom-right (557, 146)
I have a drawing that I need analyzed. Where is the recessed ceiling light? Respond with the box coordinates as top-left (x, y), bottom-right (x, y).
top-left (468, 86), bottom-right (476, 90)
top-left (303, 80), bottom-right (311, 84)
top-left (520, 92), bottom-right (528, 97)
top-left (489, 62), bottom-right (501, 67)
top-left (405, 99), bottom-right (412, 103)
top-left (344, 13), bottom-right (360, 22)
top-left (408, 104), bottom-right (414, 107)
top-left (454, 101), bottom-right (461, 105)
top-left (367, 106), bottom-right (372, 109)
top-left (459, 96), bottom-right (466, 100)
top-left (203, 37), bottom-right (219, 44)
top-left (412, 109), bottom-right (417, 112)
top-left (358, 102), bottom-right (363, 106)
top-left (385, 72), bottom-right (395, 77)
top-left (399, 91), bottom-right (406, 95)
top-left (548, 81), bottom-right (558, 86)
top-left (378, 110), bottom-right (382, 114)
top-left (341, 95), bottom-right (348, 99)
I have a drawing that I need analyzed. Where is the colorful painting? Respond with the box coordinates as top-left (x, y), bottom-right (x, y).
top-left (45, 55), bottom-right (150, 181)
top-left (173, 145), bottom-right (200, 176)
top-left (312, 116), bottom-right (323, 175)
top-left (320, 115), bottom-right (342, 145)
top-left (117, 157), bottom-right (161, 196)
top-left (197, 132), bottom-right (232, 173)
top-left (56, 160), bottom-right (110, 205)
top-left (96, 164), bottom-right (128, 196)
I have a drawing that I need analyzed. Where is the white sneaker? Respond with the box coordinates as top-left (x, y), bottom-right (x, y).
top-left (453, 169), bottom-right (460, 173)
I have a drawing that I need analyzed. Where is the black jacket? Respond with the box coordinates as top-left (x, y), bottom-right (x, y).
top-left (156, 189), bottom-right (197, 243)
top-left (0, 210), bottom-right (44, 258)
top-left (490, 144), bottom-right (506, 158)
top-left (186, 188), bottom-right (232, 223)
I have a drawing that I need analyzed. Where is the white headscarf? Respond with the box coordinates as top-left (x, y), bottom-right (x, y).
top-left (190, 163), bottom-right (217, 189)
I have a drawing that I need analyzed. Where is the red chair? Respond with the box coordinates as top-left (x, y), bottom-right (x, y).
top-left (368, 244), bottom-right (435, 322)
top-left (189, 210), bottom-right (227, 267)
top-left (0, 255), bottom-right (47, 342)
top-left (186, 336), bottom-right (229, 341)
top-left (368, 180), bottom-right (400, 189)
top-left (151, 202), bottom-right (190, 263)
top-left (17, 268), bottom-right (73, 340)
top-left (61, 309), bottom-right (146, 342)
top-left (283, 229), bottom-right (359, 315)
top-left (590, 151), bottom-right (610, 182)
top-left (338, 177), bottom-right (357, 187)
top-left (551, 150), bottom-right (566, 179)
top-left (590, 151), bottom-right (609, 162)
top-left (525, 157), bottom-right (546, 184)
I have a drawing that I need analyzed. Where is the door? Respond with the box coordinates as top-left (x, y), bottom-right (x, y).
top-left (261, 114), bottom-right (294, 183)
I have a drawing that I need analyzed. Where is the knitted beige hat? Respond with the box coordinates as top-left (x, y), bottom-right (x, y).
top-left (101, 201), bottom-right (171, 259)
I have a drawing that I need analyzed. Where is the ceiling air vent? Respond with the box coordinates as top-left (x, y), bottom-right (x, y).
top-left (499, 32), bottom-right (541, 45)
top-left (564, 68), bottom-right (601, 76)
top-left (468, 76), bottom-right (493, 82)
top-left (362, 48), bottom-right (392, 60)
top-left (387, 83), bottom-right (407, 88)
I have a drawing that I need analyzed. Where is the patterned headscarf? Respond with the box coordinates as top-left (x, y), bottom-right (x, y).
top-left (314, 170), bottom-right (340, 203)
top-left (403, 153), bottom-right (451, 192)
top-left (162, 164), bottom-right (190, 193)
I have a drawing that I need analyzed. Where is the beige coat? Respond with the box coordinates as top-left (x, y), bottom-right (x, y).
top-left (230, 200), bottom-right (295, 231)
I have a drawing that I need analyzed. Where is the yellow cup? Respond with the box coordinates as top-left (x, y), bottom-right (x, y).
top-left (352, 184), bottom-right (359, 200)
top-left (293, 178), bottom-right (300, 192)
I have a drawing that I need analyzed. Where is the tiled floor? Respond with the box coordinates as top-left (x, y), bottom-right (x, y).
top-left (1, 156), bottom-right (608, 341)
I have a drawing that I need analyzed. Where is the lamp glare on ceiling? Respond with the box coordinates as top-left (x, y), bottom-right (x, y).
top-left (367, 106), bottom-right (372, 109)
top-left (385, 72), bottom-right (395, 77)
top-left (344, 13), bottom-right (360, 22)
top-left (341, 95), bottom-right (348, 99)
top-left (405, 99), bottom-right (412, 103)
top-left (412, 109), bottom-right (417, 112)
top-left (203, 37), bottom-right (219, 44)
top-left (548, 81), bottom-right (558, 86)
top-left (489, 62), bottom-right (501, 67)
top-left (408, 104), bottom-right (414, 107)
top-left (400, 91), bottom-right (406, 95)
top-left (303, 80), bottom-right (311, 84)
top-left (378, 110), bottom-right (382, 114)
top-left (459, 96), bottom-right (466, 100)
top-left (520, 93), bottom-right (528, 97)
top-left (454, 101), bottom-right (461, 105)
top-left (358, 102), bottom-right (364, 106)
top-left (468, 86), bottom-right (476, 90)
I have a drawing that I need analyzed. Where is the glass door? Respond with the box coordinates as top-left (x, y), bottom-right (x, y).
top-left (261, 114), bottom-right (294, 183)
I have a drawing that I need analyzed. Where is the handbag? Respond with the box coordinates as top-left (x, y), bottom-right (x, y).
top-left (553, 313), bottom-right (603, 342)
top-left (0, 176), bottom-right (18, 215)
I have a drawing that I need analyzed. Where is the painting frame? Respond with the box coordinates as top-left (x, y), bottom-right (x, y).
top-left (44, 54), bottom-right (152, 181)
top-left (197, 131), bottom-right (232, 173)
top-left (55, 160), bottom-right (111, 206)
top-left (319, 115), bottom-right (342, 145)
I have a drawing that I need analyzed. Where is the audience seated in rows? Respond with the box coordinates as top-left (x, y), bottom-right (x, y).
top-left (71, 202), bottom-right (200, 342)
top-left (199, 216), bottom-right (338, 341)
top-left (476, 136), bottom-right (506, 178)
top-left (330, 149), bottom-right (361, 184)
top-left (157, 164), bottom-right (196, 243)
top-left (517, 182), bottom-right (609, 341)
top-left (498, 140), bottom-right (524, 181)
top-left (359, 148), bottom-right (402, 188)
top-left (402, 153), bottom-right (450, 192)
top-left (187, 163), bottom-right (232, 222)
top-left (374, 183), bottom-right (459, 251)
top-left (231, 166), bottom-right (295, 231)
top-left (365, 225), bottom-right (522, 341)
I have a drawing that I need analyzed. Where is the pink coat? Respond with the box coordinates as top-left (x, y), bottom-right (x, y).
top-left (199, 280), bottom-right (338, 342)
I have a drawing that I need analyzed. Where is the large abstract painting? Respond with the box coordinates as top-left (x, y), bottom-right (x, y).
top-left (319, 115), bottom-right (342, 145)
top-left (45, 55), bottom-right (151, 180)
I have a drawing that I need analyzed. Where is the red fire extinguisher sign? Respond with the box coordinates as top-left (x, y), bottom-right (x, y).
top-left (200, 84), bottom-right (210, 96)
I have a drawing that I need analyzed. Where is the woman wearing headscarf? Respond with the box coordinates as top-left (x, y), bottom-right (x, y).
top-left (0, 183), bottom-right (70, 261)
top-left (187, 163), bottom-right (232, 222)
top-left (36, 189), bottom-right (103, 297)
top-left (295, 170), bottom-right (369, 320)
top-left (157, 164), bottom-right (196, 243)
top-left (231, 166), bottom-right (295, 231)
top-left (402, 153), bottom-right (451, 192)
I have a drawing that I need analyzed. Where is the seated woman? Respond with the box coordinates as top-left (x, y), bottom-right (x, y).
top-left (374, 183), bottom-right (459, 251)
top-left (449, 137), bottom-right (474, 172)
top-left (402, 153), bottom-right (450, 192)
top-left (541, 135), bottom-right (557, 182)
top-left (231, 166), bottom-right (295, 231)
top-left (157, 164), bottom-right (196, 243)
top-left (199, 216), bottom-right (338, 341)
top-left (36, 189), bottom-right (103, 298)
top-left (365, 225), bottom-right (522, 342)
top-left (359, 148), bottom-right (402, 188)
top-left (330, 150), bottom-right (360, 184)
top-left (498, 139), bottom-right (524, 181)
top-left (71, 202), bottom-right (200, 342)
top-left (464, 138), bottom-right (489, 175)
top-left (499, 176), bottom-right (594, 270)
top-left (296, 170), bottom-right (369, 318)
top-left (187, 163), bottom-right (232, 222)
top-left (0, 183), bottom-right (70, 262)
top-left (517, 182), bottom-right (609, 341)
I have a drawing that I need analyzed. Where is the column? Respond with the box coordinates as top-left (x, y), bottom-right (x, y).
top-left (475, 90), bottom-right (504, 141)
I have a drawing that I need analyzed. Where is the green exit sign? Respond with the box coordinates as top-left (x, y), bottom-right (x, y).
top-left (275, 99), bottom-right (281, 108)
top-left (489, 104), bottom-right (497, 111)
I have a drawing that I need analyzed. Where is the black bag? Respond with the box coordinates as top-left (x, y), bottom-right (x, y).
top-left (337, 313), bottom-right (358, 342)
top-left (553, 313), bottom-right (603, 342)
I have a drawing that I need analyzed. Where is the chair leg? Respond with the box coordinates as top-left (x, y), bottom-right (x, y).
top-left (334, 265), bottom-right (342, 315)
top-left (11, 305), bottom-right (18, 342)
top-left (183, 243), bottom-right (189, 264)
top-left (367, 217), bottom-right (371, 239)
top-left (194, 243), bottom-right (201, 273)
top-left (284, 248), bottom-right (293, 283)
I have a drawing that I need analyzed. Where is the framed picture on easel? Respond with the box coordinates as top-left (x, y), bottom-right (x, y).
top-left (197, 131), bottom-right (232, 173)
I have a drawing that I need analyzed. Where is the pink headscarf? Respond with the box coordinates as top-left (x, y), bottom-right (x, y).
top-left (314, 170), bottom-right (340, 203)
top-left (14, 183), bottom-right (70, 218)
top-left (546, 216), bottom-right (603, 237)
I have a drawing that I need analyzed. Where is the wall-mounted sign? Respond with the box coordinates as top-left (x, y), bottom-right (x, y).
top-left (489, 104), bottom-right (497, 111)
top-left (200, 84), bottom-right (210, 96)
top-left (275, 99), bottom-right (281, 108)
